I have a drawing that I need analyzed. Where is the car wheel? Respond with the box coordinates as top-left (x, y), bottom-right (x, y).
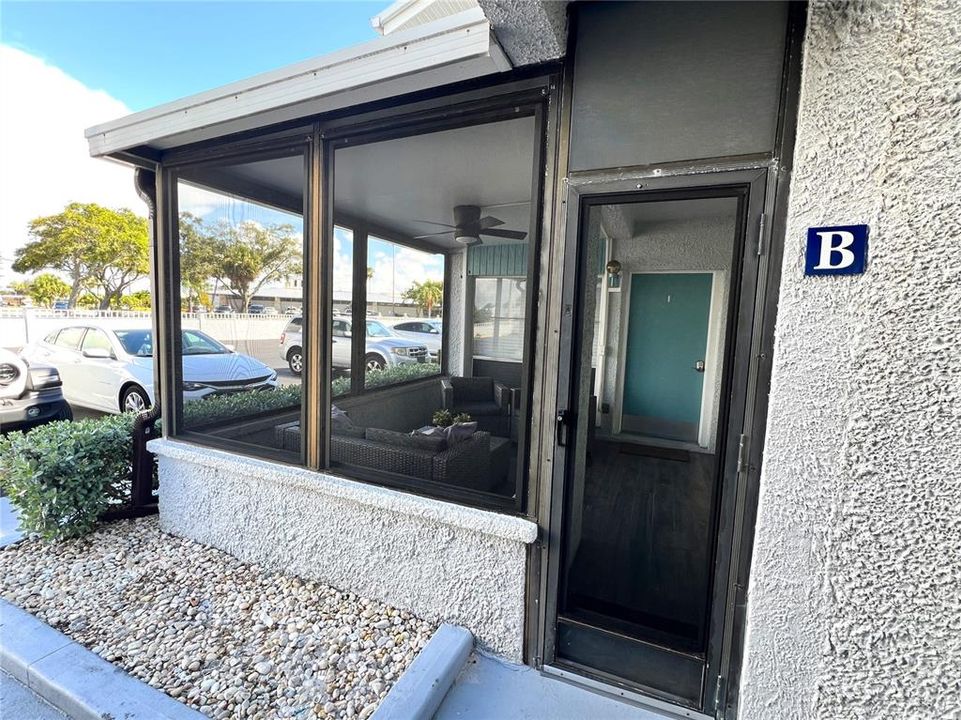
top-left (287, 348), bottom-right (304, 375)
top-left (365, 354), bottom-right (386, 372)
top-left (121, 385), bottom-right (150, 414)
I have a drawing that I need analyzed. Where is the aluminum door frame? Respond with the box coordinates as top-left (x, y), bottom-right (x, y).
top-left (540, 167), bottom-right (771, 717)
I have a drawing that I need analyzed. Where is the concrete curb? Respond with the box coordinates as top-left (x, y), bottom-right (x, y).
top-left (0, 599), bottom-right (204, 720)
top-left (373, 623), bottom-right (473, 720)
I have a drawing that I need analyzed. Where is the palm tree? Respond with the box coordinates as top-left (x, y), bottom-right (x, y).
top-left (402, 279), bottom-right (443, 317)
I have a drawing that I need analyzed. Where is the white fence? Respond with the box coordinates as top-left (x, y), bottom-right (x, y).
top-left (0, 309), bottom-right (291, 354)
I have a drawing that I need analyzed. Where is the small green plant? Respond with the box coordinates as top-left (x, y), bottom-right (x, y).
top-left (432, 409), bottom-right (453, 427)
top-left (0, 414), bottom-right (136, 541)
top-left (181, 384), bottom-right (302, 429)
top-left (432, 409), bottom-right (471, 427)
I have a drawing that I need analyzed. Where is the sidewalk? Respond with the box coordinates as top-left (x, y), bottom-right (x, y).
top-left (0, 670), bottom-right (68, 720)
top-left (0, 497), bottom-right (22, 548)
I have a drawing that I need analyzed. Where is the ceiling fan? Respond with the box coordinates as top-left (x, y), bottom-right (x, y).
top-left (413, 205), bottom-right (527, 246)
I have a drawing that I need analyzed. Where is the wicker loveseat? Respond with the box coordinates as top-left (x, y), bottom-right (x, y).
top-left (273, 421), bottom-right (493, 491)
top-left (441, 376), bottom-right (511, 437)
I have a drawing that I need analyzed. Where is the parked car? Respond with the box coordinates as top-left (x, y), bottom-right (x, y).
top-left (214, 304), bottom-right (234, 314)
top-left (390, 319), bottom-right (443, 361)
top-left (262, 306), bottom-right (278, 315)
top-left (284, 306), bottom-right (300, 315)
top-left (247, 304), bottom-right (265, 314)
top-left (52, 299), bottom-right (70, 312)
top-left (279, 317), bottom-right (428, 375)
top-left (0, 348), bottom-right (72, 433)
top-left (20, 325), bottom-right (278, 414)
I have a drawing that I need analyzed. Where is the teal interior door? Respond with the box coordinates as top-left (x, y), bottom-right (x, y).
top-left (622, 273), bottom-right (712, 443)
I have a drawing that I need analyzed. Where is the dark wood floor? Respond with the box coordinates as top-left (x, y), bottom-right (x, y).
top-left (562, 438), bottom-right (717, 653)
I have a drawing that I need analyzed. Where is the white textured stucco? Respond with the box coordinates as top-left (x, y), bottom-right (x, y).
top-left (741, 1), bottom-right (961, 718)
top-left (148, 439), bottom-right (537, 661)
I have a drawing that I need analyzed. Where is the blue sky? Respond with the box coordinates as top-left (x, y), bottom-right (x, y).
top-left (1, 1), bottom-right (383, 110)
top-left (0, 1), bottom-right (388, 277)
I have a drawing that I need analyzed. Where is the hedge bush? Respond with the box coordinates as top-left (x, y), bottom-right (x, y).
top-left (332, 362), bottom-right (441, 396)
top-left (181, 383), bottom-right (302, 429)
top-left (0, 414), bottom-right (136, 541)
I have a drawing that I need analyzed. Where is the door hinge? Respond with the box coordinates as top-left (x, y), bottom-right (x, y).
top-left (736, 433), bottom-right (749, 474)
top-left (756, 213), bottom-right (767, 256)
top-left (714, 674), bottom-right (727, 715)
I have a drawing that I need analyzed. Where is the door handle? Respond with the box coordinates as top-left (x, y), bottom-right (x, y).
top-left (556, 409), bottom-right (574, 447)
top-left (694, 360), bottom-right (705, 373)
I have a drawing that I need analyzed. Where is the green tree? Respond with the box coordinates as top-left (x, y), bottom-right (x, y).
top-left (178, 212), bottom-right (216, 311)
top-left (13, 203), bottom-right (149, 309)
top-left (120, 290), bottom-right (153, 311)
top-left (402, 279), bottom-right (443, 317)
top-left (24, 273), bottom-right (71, 308)
top-left (197, 219), bottom-right (302, 311)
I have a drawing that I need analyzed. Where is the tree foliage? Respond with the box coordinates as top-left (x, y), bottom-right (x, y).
top-left (179, 214), bottom-right (302, 311)
top-left (13, 203), bottom-right (149, 309)
top-left (16, 273), bottom-right (71, 307)
top-left (402, 279), bottom-right (444, 316)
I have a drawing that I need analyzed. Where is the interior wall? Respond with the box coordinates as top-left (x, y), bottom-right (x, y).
top-left (447, 248), bottom-right (467, 375)
top-left (740, 1), bottom-right (961, 718)
top-left (601, 215), bottom-right (735, 451)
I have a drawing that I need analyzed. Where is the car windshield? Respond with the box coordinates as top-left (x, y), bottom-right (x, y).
top-left (115, 329), bottom-right (230, 356)
top-left (115, 330), bottom-right (153, 357)
top-left (182, 330), bottom-right (230, 355)
top-left (366, 321), bottom-right (392, 338)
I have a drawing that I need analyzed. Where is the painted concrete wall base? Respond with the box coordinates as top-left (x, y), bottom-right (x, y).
top-left (148, 438), bottom-right (538, 660)
top-left (0, 599), bottom-right (203, 720)
top-left (373, 623), bottom-right (473, 720)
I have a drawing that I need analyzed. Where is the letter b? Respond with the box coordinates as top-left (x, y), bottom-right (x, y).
top-left (813, 231), bottom-right (856, 270)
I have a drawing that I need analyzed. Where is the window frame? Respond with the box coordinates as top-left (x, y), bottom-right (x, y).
top-left (324, 96), bottom-right (548, 514)
top-left (161, 139), bottom-right (312, 467)
top-left (154, 74), bottom-right (555, 515)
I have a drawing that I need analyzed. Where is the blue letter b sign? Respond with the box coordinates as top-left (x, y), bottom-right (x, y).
top-left (805, 225), bottom-right (869, 276)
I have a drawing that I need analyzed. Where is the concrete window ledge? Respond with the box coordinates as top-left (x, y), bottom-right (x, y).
top-left (147, 438), bottom-right (538, 544)
top-left (148, 437), bottom-right (538, 660)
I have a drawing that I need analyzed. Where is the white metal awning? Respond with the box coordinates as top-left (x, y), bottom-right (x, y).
top-left (85, 8), bottom-right (511, 158)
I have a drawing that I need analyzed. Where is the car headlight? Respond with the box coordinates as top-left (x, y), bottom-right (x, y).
top-left (0, 363), bottom-right (19, 385)
top-left (391, 347), bottom-right (410, 356)
top-left (182, 382), bottom-right (207, 391)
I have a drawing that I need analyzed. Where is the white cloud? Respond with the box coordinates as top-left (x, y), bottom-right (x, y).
top-left (0, 45), bottom-right (144, 283)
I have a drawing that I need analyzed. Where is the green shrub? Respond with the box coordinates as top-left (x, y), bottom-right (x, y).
top-left (0, 414), bottom-right (136, 541)
top-left (181, 384), bottom-right (302, 429)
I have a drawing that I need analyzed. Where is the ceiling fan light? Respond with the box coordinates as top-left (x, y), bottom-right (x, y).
top-left (455, 233), bottom-right (479, 244)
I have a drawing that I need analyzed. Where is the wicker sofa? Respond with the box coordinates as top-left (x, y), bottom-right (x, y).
top-left (273, 421), bottom-right (493, 491)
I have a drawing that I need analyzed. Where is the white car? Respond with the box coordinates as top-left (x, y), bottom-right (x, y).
top-left (390, 319), bottom-right (443, 361)
top-left (20, 324), bottom-right (278, 414)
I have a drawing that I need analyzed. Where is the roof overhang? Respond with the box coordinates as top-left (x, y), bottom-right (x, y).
top-left (85, 8), bottom-right (511, 159)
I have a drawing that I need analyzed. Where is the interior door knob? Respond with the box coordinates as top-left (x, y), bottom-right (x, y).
top-left (694, 360), bottom-right (705, 372)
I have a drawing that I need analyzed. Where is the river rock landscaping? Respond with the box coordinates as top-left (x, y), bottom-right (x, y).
top-left (0, 517), bottom-right (435, 719)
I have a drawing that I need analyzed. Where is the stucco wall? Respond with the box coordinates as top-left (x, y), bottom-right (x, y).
top-left (148, 439), bottom-right (537, 661)
top-left (740, 1), bottom-right (961, 718)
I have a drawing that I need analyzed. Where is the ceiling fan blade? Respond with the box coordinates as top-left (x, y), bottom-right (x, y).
top-left (481, 228), bottom-right (528, 240)
top-left (478, 216), bottom-right (505, 230)
top-left (412, 220), bottom-right (457, 229)
top-left (483, 201), bottom-right (530, 210)
top-left (414, 230), bottom-right (455, 239)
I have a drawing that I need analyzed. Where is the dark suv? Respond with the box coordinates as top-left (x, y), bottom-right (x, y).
top-left (0, 349), bottom-right (72, 433)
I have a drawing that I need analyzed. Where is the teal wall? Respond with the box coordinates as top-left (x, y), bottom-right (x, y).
top-left (467, 243), bottom-right (528, 277)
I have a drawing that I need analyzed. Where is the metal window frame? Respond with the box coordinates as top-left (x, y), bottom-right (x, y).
top-left (322, 87), bottom-right (551, 515)
top-left (153, 72), bottom-right (557, 515)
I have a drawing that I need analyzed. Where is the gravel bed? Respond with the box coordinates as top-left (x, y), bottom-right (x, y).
top-left (0, 517), bottom-right (435, 719)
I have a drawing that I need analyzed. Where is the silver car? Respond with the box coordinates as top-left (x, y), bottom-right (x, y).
top-left (280, 317), bottom-right (428, 375)
top-left (390, 319), bottom-right (443, 361)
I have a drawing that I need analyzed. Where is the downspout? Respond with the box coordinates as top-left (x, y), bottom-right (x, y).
top-left (130, 167), bottom-right (161, 510)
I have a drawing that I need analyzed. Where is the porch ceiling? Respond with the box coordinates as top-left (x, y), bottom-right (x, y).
top-left (84, 8), bottom-right (511, 159)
